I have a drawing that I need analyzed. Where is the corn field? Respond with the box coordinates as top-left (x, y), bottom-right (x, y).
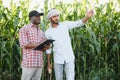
top-left (0, 0), bottom-right (120, 80)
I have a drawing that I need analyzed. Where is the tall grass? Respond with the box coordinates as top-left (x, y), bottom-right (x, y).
top-left (0, 0), bottom-right (120, 80)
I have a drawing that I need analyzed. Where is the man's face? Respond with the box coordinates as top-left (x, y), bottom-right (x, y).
top-left (30, 15), bottom-right (41, 25)
top-left (50, 15), bottom-right (59, 24)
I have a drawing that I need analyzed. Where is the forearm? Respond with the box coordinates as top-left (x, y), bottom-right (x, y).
top-left (82, 16), bottom-right (90, 23)
top-left (25, 42), bottom-right (39, 49)
top-left (47, 54), bottom-right (51, 64)
top-left (82, 10), bottom-right (93, 23)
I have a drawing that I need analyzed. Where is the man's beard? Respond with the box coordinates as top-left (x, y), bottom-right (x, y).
top-left (32, 22), bottom-right (40, 25)
top-left (31, 20), bottom-right (40, 25)
top-left (51, 20), bottom-right (59, 24)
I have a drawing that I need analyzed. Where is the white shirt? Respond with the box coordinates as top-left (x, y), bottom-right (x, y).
top-left (45, 20), bottom-right (85, 64)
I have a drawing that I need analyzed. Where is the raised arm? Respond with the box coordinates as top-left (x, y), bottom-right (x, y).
top-left (82, 10), bottom-right (94, 23)
top-left (66, 10), bottom-right (94, 29)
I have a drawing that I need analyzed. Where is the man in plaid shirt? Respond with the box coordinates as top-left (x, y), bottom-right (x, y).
top-left (19, 10), bottom-right (50, 80)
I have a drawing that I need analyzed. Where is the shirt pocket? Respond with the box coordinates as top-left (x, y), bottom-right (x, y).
top-left (27, 30), bottom-right (38, 42)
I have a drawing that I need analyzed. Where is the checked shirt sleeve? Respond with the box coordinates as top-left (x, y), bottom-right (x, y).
top-left (19, 28), bottom-right (29, 49)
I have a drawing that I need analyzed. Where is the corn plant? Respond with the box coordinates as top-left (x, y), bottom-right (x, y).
top-left (0, 0), bottom-right (30, 80)
top-left (0, 0), bottom-right (120, 80)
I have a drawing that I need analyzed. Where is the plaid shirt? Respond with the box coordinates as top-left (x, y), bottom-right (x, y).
top-left (19, 23), bottom-right (46, 68)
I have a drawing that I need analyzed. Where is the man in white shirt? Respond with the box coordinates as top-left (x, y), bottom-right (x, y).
top-left (45, 8), bottom-right (94, 80)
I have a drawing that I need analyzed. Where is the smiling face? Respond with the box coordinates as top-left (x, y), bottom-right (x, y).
top-left (30, 15), bottom-right (41, 25)
top-left (50, 15), bottom-right (59, 24)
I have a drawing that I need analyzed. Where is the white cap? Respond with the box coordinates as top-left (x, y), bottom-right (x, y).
top-left (47, 9), bottom-right (60, 19)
